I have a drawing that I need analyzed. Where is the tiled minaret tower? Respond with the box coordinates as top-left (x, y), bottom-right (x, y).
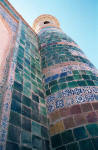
top-left (33, 14), bottom-right (98, 150)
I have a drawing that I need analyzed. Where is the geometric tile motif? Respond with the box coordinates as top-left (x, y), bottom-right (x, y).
top-left (47, 87), bottom-right (98, 113)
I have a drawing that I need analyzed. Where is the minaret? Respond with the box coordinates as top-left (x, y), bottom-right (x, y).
top-left (33, 14), bottom-right (98, 150)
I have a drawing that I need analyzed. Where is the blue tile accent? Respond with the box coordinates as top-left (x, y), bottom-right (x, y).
top-left (45, 76), bottom-right (52, 83)
top-left (51, 74), bottom-right (59, 80)
top-left (60, 72), bottom-right (67, 78)
top-left (56, 99), bottom-right (64, 108)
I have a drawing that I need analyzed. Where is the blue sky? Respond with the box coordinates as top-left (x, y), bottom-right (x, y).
top-left (8, 0), bottom-right (98, 69)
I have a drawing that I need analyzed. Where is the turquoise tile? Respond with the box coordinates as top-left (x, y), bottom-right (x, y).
top-left (73, 126), bottom-right (88, 140)
top-left (24, 80), bottom-right (31, 89)
top-left (40, 106), bottom-right (47, 116)
top-left (51, 134), bottom-right (62, 148)
top-left (68, 81), bottom-right (78, 88)
top-left (9, 111), bottom-right (21, 127)
top-left (66, 142), bottom-right (79, 150)
top-left (61, 130), bottom-right (74, 144)
top-left (79, 139), bottom-right (94, 150)
top-left (7, 124), bottom-right (21, 143)
top-left (23, 86), bottom-right (31, 97)
top-left (92, 137), bottom-right (98, 150)
top-left (51, 85), bottom-right (59, 93)
top-left (32, 121), bottom-right (41, 136)
top-left (6, 141), bottom-right (20, 150)
top-left (86, 123), bottom-right (98, 137)
top-left (22, 95), bottom-right (31, 107)
top-left (21, 130), bottom-right (32, 147)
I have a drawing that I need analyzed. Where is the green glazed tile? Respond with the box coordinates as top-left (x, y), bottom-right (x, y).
top-left (24, 53), bottom-right (30, 60)
top-left (18, 45), bottom-right (24, 54)
top-left (23, 87), bottom-right (31, 97)
top-left (59, 83), bottom-right (67, 90)
top-left (79, 139), bottom-right (94, 150)
top-left (17, 50), bottom-right (24, 59)
top-left (51, 85), bottom-right (59, 93)
top-left (21, 130), bottom-right (32, 147)
top-left (22, 116), bottom-right (31, 131)
top-left (15, 73), bottom-right (23, 83)
top-left (32, 93), bottom-right (39, 103)
top-left (77, 80), bottom-right (87, 86)
top-left (40, 106), bottom-right (47, 116)
top-left (56, 146), bottom-right (66, 150)
top-left (49, 80), bottom-right (57, 87)
top-left (6, 141), bottom-right (20, 150)
top-left (46, 89), bottom-right (51, 96)
top-left (17, 56), bottom-right (23, 65)
top-left (37, 83), bottom-right (43, 89)
top-left (13, 81), bottom-right (23, 92)
top-left (9, 111), bottom-right (21, 127)
top-left (66, 76), bottom-right (74, 81)
top-left (72, 70), bottom-right (79, 75)
top-left (41, 126), bottom-right (48, 138)
top-left (24, 80), bottom-right (31, 89)
top-left (90, 75), bottom-right (97, 80)
top-left (82, 75), bottom-right (90, 80)
top-left (15, 67), bottom-right (21, 74)
top-left (58, 78), bottom-right (66, 83)
top-left (24, 61), bottom-right (30, 70)
top-left (21, 146), bottom-right (32, 150)
top-left (61, 130), bottom-right (74, 144)
top-left (12, 89), bottom-right (21, 102)
top-left (31, 73), bottom-right (35, 79)
top-left (92, 137), bottom-right (98, 150)
top-left (94, 81), bottom-right (98, 86)
top-left (86, 80), bottom-right (95, 86)
top-left (31, 79), bottom-right (37, 86)
top-left (48, 61), bottom-right (54, 66)
top-left (51, 134), bottom-right (62, 148)
top-left (22, 95), bottom-right (31, 107)
top-left (32, 121), bottom-right (41, 136)
top-left (68, 81), bottom-right (78, 88)
top-left (31, 84), bottom-right (37, 91)
top-left (24, 73), bottom-right (31, 80)
top-left (24, 68), bottom-right (31, 76)
top-left (85, 70), bottom-right (93, 75)
top-left (22, 104), bottom-right (31, 118)
top-left (7, 124), bottom-right (21, 143)
top-left (74, 75), bottom-right (82, 80)
top-left (32, 135), bottom-right (42, 149)
top-left (20, 39), bottom-right (25, 45)
top-left (40, 98), bottom-right (45, 104)
top-left (86, 123), bottom-right (98, 136)
top-left (33, 88), bottom-right (39, 95)
top-left (66, 142), bottom-right (79, 150)
top-left (80, 70), bottom-right (86, 75)
top-left (73, 126), bottom-right (88, 140)
top-left (37, 78), bottom-right (42, 83)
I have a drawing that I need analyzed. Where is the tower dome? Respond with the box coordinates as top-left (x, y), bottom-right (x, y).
top-left (33, 14), bottom-right (60, 33)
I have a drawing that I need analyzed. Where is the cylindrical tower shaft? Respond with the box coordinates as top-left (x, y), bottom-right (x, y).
top-left (33, 14), bottom-right (98, 150)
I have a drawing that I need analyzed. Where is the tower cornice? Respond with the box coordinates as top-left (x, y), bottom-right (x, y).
top-left (33, 14), bottom-right (60, 33)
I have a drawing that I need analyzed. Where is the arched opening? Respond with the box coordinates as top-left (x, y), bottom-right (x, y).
top-left (44, 21), bottom-right (50, 24)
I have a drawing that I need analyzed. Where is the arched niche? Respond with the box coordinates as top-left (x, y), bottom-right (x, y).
top-left (0, 15), bottom-right (12, 82)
